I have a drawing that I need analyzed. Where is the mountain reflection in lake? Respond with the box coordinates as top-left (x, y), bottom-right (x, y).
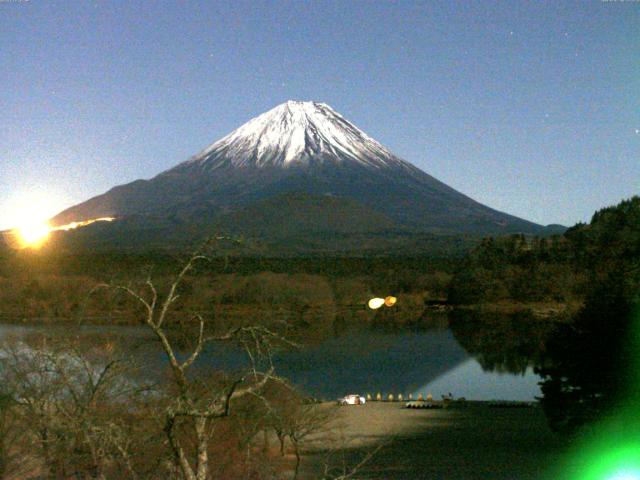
top-left (0, 311), bottom-right (559, 401)
top-left (449, 309), bottom-right (560, 375)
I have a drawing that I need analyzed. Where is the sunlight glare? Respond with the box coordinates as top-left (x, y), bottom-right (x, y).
top-left (1, 191), bottom-right (61, 249)
top-left (16, 219), bottom-right (51, 247)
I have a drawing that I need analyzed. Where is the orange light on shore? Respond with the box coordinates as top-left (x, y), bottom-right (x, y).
top-left (368, 296), bottom-right (398, 310)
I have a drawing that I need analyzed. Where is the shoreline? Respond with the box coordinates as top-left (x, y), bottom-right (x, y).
top-left (452, 301), bottom-right (580, 319)
top-left (300, 401), bottom-right (567, 479)
top-left (0, 300), bottom-right (579, 326)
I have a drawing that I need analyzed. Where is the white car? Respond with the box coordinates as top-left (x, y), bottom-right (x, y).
top-left (338, 394), bottom-right (366, 406)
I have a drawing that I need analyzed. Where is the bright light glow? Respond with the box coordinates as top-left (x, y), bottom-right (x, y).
top-left (369, 296), bottom-right (398, 309)
top-left (563, 441), bottom-right (640, 480)
top-left (368, 298), bottom-right (385, 309)
top-left (1, 190), bottom-right (57, 248)
top-left (1, 189), bottom-right (70, 231)
top-left (608, 470), bottom-right (640, 480)
top-left (3, 215), bottom-right (116, 250)
top-left (1, 190), bottom-right (116, 249)
top-left (16, 220), bottom-right (51, 248)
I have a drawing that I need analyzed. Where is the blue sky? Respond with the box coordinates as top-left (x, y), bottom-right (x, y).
top-left (1, 0), bottom-right (638, 229)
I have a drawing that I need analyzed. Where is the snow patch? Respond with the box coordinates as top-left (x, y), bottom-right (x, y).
top-left (186, 101), bottom-right (409, 170)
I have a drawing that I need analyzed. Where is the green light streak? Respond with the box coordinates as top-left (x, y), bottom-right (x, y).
top-left (578, 443), bottom-right (640, 480)
top-left (553, 307), bottom-right (640, 480)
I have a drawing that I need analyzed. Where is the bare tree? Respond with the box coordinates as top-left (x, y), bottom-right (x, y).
top-left (104, 252), bottom-right (293, 480)
top-left (260, 388), bottom-right (332, 480)
top-left (0, 335), bottom-right (147, 479)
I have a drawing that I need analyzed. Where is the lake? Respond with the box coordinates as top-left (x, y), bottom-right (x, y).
top-left (0, 311), bottom-right (553, 402)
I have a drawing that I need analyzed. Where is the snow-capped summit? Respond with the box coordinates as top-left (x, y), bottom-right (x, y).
top-left (187, 101), bottom-right (406, 169)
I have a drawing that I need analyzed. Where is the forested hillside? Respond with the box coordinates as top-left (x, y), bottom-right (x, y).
top-left (447, 196), bottom-right (640, 306)
top-left (534, 197), bottom-right (639, 431)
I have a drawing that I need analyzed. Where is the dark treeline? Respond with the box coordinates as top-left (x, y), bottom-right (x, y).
top-left (448, 197), bottom-right (640, 306)
top-left (0, 249), bottom-right (460, 278)
top-left (447, 234), bottom-right (587, 305)
top-left (534, 197), bottom-right (640, 432)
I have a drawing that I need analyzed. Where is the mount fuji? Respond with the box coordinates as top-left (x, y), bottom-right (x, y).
top-left (52, 101), bottom-right (553, 252)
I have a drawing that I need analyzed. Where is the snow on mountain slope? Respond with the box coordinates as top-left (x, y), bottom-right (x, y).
top-left (185, 101), bottom-right (408, 169)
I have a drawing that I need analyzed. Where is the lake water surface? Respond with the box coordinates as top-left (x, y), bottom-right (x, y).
top-left (0, 314), bottom-right (549, 401)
